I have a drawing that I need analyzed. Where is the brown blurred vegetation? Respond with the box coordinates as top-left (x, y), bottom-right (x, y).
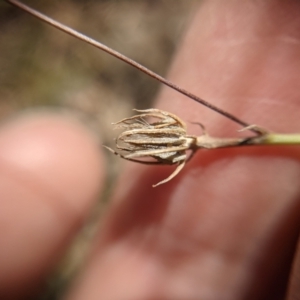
top-left (0, 0), bottom-right (199, 145)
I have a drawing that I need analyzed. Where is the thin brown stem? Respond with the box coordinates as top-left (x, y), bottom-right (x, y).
top-left (5, 0), bottom-right (259, 134)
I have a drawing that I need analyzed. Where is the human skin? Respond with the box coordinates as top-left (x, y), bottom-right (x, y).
top-left (1, 0), bottom-right (300, 299)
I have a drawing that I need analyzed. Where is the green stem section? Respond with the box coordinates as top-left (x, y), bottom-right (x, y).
top-left (260, 133), bottom-right (300, 145)
top-left (196, 132), bottom-right (300, 149)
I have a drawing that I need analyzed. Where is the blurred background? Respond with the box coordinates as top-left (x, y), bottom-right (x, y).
top-left (0, 1), bottom-right (199, 296)
top-left (0, 0), bottom-right (199, 145)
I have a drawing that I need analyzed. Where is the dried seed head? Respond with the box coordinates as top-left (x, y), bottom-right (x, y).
top-left (105, 108), bottom-right (255, 187)
top-left (105, 108), bottom-right (197, 187)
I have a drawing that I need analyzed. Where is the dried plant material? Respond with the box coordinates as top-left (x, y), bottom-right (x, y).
top-left (104, 109), bottom-right (197, 187)
top-left (105, 108), bottom-right (248, 187)
top-left (105, 109), bottom-right (259, 187)
top-left (106, 108), bottom-right (300, 187)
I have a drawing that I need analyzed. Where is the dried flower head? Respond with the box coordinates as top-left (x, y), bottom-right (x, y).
top-left (104, 109), bottom-right (197, 187)
top-left (105, 109), bottom-right (268, 187)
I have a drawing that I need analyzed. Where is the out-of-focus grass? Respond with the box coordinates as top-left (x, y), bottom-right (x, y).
top-left (1, 0), bottom-right (198, 141)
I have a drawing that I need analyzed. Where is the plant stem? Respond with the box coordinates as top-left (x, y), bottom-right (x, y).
top-left (258, 133), bottom-right (300, 145)
top-left (5, 0), bottom-right (261, 133)
top-left (196, 132), bottom-right (300, 149)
